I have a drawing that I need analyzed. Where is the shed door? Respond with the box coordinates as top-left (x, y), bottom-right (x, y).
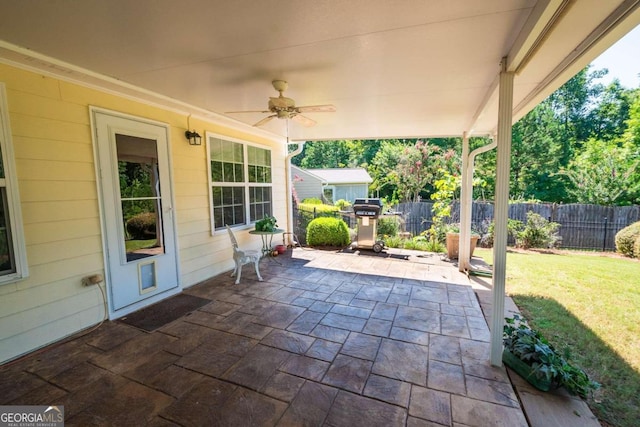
top-left (93, 111), bottom-right (179, 315)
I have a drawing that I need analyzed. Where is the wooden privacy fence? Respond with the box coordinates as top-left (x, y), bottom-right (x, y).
top-left (394, 202), bottom-right (640, 251)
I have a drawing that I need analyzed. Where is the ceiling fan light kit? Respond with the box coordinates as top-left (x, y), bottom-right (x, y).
top-left (226, 80), bottom-right (336, 127)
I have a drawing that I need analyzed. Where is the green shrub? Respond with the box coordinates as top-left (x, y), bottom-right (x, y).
top-left (482, 219), bottom-right (524, 248)
top-left (307, 217), bottom-right (350, 247)
top-left (335, 199), bottom-right (351, 210)
top-left (385, 235), bottom-right (403, 248)
top-left (296, 203), bottom-right (341, 240)
top-left (126, 212), bottom-right (156, 240)
top-left (615, 221), bottom-right (640, 257)
top-left (422, 238), bottom-right (446, 253)
top-left (302, 197), bottom-right (323, 204)
top-left (634, 235), bottom-right (640, 260)
top-left (516, 211), bottom-right (560, 249)
top-left (297, 203), bottom-right (339, 215)
top-left (377, 216), bottom-right (400, 238)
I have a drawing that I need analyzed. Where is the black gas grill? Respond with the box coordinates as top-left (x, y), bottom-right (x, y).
top-left (353, 198), bottom-right (382, 217)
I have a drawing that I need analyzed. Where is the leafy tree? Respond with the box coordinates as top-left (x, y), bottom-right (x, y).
top-left (623, 89), bottom-right (640, 149)
top-left (292, 139), bottom-right (383, 169)
top-left (377, 141), bottom-right (459, 203)
top-left (369, 140), bottom-right (411, 201)
top-left (561, 138), bottom-right (640, 205)
top-left (548, 67), bottom-right (607, 155)
top-left (295, 140), bottom-right (351, 168)
top-left (588, 80), bottom-right (633, 142)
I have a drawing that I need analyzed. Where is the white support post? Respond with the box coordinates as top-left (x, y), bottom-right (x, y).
top-left (458, 132), bottom-right (471, 272)
top-left (490, 59), bottom-right (514, 366)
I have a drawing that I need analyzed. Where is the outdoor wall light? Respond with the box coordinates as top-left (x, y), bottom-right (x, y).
top-left (185, 130), bottom-right (202, 146)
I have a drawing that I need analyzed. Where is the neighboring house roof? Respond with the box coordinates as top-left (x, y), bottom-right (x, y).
top-left (305, 168), bottom-right (373, 185)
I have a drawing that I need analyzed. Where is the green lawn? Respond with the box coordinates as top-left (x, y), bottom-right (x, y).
top-left (125, 239), bottom-right (158, 252)
top-left (475, 248), bottom-right (640, 427)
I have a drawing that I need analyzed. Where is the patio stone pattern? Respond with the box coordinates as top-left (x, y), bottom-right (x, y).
top-left (0, 248), bottom-right (528, 426)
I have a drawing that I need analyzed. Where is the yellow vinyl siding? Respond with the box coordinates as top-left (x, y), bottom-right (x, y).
top-left (24, 218), bottom-right (101, 245)
top-left (0, 62), bottom-right (286, 363)
top-left (21, 200), bottom-right (99, 224)
top-left (27, 236), bottom-right (103, 267)
top-left (13, 136), bottom-right (94, 162)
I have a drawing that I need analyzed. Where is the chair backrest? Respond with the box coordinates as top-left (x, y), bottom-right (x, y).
top-left (225, 225), bottom-right (239, 249)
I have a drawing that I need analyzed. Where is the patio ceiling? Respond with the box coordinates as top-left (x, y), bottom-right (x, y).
top-left (0, 0), bottom-right (639, 141)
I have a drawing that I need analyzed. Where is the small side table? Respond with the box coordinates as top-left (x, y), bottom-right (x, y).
top-left (248, 228), bottom-right (285, 258)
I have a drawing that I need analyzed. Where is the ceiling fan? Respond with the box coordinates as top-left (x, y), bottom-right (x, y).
top-left (226, 80), bottom-right (336, 127)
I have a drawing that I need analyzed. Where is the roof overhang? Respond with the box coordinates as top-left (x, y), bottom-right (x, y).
top-left (0, 0), bottom-right (638, 141)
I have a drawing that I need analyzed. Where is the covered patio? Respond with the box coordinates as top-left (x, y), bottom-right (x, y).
top-left (0, 2), bottom-right (638, 425)
top-left (1, 248), bottom-right (534, 426)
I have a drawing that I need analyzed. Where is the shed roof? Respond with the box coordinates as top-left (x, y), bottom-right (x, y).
top-left (306, 168), bottom-right (373, 185)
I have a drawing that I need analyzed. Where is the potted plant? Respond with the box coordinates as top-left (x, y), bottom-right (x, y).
top-left (503, 315), bottom-right (600, 398)
top-left (445, 223), bottom-right (480, 259)
top-left (255, 215), bottom-right (278, 232)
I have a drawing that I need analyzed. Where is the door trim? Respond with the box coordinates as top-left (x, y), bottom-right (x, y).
top-left (90, 107), bottom-right (181, 319)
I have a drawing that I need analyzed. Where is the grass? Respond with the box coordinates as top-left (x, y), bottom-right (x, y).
top-left (125, 239), bottom-right (157, 252)
top-left (474, 248), bottom-right (640, 427)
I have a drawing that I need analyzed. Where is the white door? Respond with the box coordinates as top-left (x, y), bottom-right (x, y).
top-left (93, 110), bottom-right (179, 316)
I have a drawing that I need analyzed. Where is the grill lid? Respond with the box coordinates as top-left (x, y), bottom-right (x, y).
top-left (353, 198), bottom-right (382, 217)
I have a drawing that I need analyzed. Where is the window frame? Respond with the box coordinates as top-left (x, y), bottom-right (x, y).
top-left (206, 133), bottom-right (273, 234)
top-left (323, 185), bottom-right (336, 204)
top-left (0, 83), bottom-right (28, 284)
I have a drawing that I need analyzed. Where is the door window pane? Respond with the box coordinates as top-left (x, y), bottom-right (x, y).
top-left (116, 135), bottom-right (165, 263)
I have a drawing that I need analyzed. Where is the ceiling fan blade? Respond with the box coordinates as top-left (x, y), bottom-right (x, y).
top-left (225, 110), bottom-right (271, 114)
top-left (295, 104), bottom-right (336, 113)
top-left (291, 114), bottom-right (317, 127)
top-left (253, 115), bottom-right (277, 127)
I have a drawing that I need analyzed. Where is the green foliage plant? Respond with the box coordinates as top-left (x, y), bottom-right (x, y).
top-left (482, 219), bottom-right (524, 248)
top-left (296, 203), bottom-right (340, 240)
top-left (516, 211), bottom-right (560, 249)
top-left (306, 217), bottom-right (350, 247)
top-left (384, 235), bottom-right (403, 248)
top-left (254, 215), bottom-right (278, 232)
top-left (504, 315), bottom-right (600, 398)
top-left (561, 138), bottom-right (640, 205)
top-left (634, 235), bottom-right (640, 260)
top-left (302, 197), bottom-right (323, 205)
top-left (377, 216), bottom-right (400, 238)
top-left (334, 199), bottom-right (352, 211)
top-left (297, 203), bottom-right (339, 215)
top-left (125, 212), bottom-right (157, 240)
top-left (422, 238), bottom-right (446, 253)
top-left (429, 170), bottom-right (460, 244)
top-left (615, 221), bottom-right (640, 257)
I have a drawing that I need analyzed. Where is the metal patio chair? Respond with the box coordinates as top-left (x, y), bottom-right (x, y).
top-left (226, 225), bottom-right (263, 284)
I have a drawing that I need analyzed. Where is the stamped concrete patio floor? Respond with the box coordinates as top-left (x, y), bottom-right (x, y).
top-left (0, 248), bottom-right (528, 426)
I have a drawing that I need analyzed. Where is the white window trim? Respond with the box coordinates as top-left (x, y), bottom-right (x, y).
top-left (206, 132), bottom-right (273, 235)
top-left (323, 185), bottom-right (336, 204)
top-left (0, 83), bottom-right (28, 284)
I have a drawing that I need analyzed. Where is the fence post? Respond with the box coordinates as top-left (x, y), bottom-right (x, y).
top-left (602, 216), bottom-right (608, 252)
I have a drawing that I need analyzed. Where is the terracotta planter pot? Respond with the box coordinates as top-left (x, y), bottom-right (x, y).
top-left (445, 232), bottom-right (479, 259)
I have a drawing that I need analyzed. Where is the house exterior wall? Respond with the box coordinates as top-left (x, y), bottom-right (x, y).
top-left (0, 63), bottom-right (285, 363)
top-left (334, 184), bottom-right (369, 203)
top-left (291, 166), bottom-right (323, 202)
